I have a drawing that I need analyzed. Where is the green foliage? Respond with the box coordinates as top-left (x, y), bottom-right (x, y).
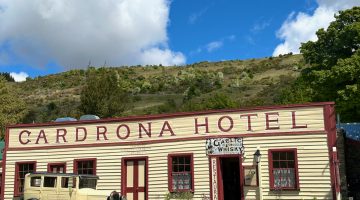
top-left (164, 192), bottom-right (193, 200)
top-left (296, 6), bottom-right (360, 121)
top-left (0, 72), bottom-right (15, 82)
top-left (181, 93), bottom-right (237, 111)
top-left (0, 77), bottom-right (27, 138)
top-left (7, 53), bottom-right (303, 123)
top-left (80, 69), bottom-right (131, 118)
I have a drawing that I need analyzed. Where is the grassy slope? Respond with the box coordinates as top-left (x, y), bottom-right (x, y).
top-left (12, 54), bottom-right (304, 122)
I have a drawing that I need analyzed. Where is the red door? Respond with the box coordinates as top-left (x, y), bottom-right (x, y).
top-left (122, 158), bottom-right (147, 200)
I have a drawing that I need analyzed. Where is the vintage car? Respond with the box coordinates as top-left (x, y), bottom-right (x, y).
top-left (22, 172), bottom-right (122, 200)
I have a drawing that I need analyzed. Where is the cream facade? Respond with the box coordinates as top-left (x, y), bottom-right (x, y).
top-left (2, 102), bottom-right (340, 200)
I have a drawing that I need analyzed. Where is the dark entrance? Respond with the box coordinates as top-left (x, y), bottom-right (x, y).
top-left (220, 157), bottom-right (241, 200)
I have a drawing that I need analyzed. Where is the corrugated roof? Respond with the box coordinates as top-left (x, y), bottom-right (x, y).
top-left (337, 123), bottom-right (360, 141)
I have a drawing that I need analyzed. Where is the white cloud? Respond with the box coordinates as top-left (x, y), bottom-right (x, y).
top-left (188, 7), bottom-right (208, 24)
top-left (251, 20), bottom-right (271, 33)
top-left (190, 35), bottom-right (235, 55)
top-left (206, 41), bottom-right (223, 52)
top-left (10, 72), bottom-right (28, 82)
top-left (273, 0), bottom-right (360, 56)
top-left (0, 0), bottom-right (185, 69)
top-left (139, 48), bottom-right (186, 66)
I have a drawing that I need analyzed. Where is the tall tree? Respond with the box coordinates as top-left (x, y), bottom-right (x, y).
top-left (80, 69), bottom-right (131, 118)
top-left (0, 72), bottom-right (15, 82)
top-left (0, 77), bottom-right (27, 139)
top-left (299, 6), bottom-right (360, 121)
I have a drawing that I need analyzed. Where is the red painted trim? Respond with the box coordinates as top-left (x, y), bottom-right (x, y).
top-left (47, 162), bottom-right (67, 173)
top-left (13, 161), bottom-right (36, 197)
top-left (324, 104), bottom-right (338, 199)
top-left (73, 158), bottom-right (96, 175)
top-left (242, 165), bottom-right (258, 187)
top-left (268, 148), bottom-right (299, 190)
top-left (1, 128), bottom-right (9, 200)
top-left (121, 156), bottom-right (148, 200)
top-left (167, 153), bottom-right (194, 193)
top-left (212, 155), bottom-right (244, 200)
top-left (6, 102), bottom-right (334, 128)
top-left (208, 157), bottom-right (213, 200)
top-left (7, 130), bottom-right (327, 151)
top-left (216, 157), bottom-right (223, 200)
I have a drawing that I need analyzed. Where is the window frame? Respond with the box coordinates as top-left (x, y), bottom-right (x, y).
top-left (167, 153), bottom-right (194, 193)
top-left (73, 158), bottom-right (97, 175)
top-left (47, 162), bottom-right (67, 173)
top-left (268, 148), bottom-right (300, 190)
top-left (43, 176), bottom-right (57, 188)
top-left (14, 161), bottom-right (36, 197)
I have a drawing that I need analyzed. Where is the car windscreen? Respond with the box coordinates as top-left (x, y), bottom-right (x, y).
top-left (79, 177), bottom-right (97, 189)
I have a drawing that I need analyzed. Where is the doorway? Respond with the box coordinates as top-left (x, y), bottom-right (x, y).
top-left (122, 157), bottom-right (148, 200)
top-left (220, 157), bottom-right (241, 200)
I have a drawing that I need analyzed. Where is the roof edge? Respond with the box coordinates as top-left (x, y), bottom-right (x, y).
top-left (6, 101), bottom-right (334, 129)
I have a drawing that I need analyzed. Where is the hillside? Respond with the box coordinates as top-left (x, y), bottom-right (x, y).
top-left (10, 54), bottom-right (305, 123)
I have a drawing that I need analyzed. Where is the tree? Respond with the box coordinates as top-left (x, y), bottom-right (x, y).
top-left (80, 69), bottom-right (131, 118)
top-left (0, 77), bottom-right (27, 139)
top-left (181, 93), bottom-right (237, 111)
top-left (298, 6), bottom-right (360, 121)
top-left (0, 72), bottom-right (15, 82)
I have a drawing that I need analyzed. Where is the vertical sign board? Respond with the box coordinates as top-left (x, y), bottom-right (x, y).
top-left (211, 157), bottom-right (218, 200)
top-left (206, 138), bottom-right (244, 200)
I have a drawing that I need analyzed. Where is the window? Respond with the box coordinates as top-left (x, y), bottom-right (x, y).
top-left (168, 154), bottom-right (194, 192)
top-left (48, 162), bottom-right (66, 173)
top-left (74, 159), bottom-right (96, 175)
top-left (61, 177), bottom-right (69, 188)
top-left (268, 149), bottom-right (299, 190)
top-left (14, 162), bottom-right (36, 196)
top-left (61, 177), bottom-right (76, 188)
top-left (79, 178), bottom-right (97, 189)
top-left (44, 177), bottom-right (57, 188)
top-left (30, 177), bottom-right (41, 187)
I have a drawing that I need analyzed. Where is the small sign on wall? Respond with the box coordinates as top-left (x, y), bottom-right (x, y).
top-left (205, 137), bottom-right (244, 155)
top-left (244, 166), bottom-right (258, 186)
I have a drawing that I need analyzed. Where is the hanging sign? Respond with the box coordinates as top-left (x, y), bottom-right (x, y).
top-left (244, 166), bottom-right (258, 186)
top-left (205, 137), bottom-right (244, 155)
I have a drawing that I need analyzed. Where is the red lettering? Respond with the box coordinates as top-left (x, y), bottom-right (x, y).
top-left (292, 111), bottom-right (307, 129)
top-left (240, 114), bottom-right (258, 131)
top-left (117, 124), bottom-right (130, 140)
top-left (19, 130), bottom-right (31, 145)
top-left (56, 129), bottom-right (68, 143)
top-left (159, 121), bottom-right (175, 136)
top-left (194, 117), bottom-right (209, 134)
top-left (139, 123), bottom-right (151, 138)
top-left (218, 116), bottom-right (234, 132)
top-left (265, 112), bottom-right (280, 130)
top-left (76, 127), bottom-right (87, 142)
top-left (97, 126), bottom-right (108, 141)
top-left (35, 130), bottom-right (48, 144)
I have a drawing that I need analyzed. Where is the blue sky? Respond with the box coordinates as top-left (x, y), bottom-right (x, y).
top-left (0, 0), bottom-right (358, 81)
top-left (168, 0), bottom-right (316, 63)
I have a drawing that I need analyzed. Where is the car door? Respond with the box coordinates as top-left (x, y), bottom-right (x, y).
top-left (24, 175), bottom-right (42, 199)
top-left (41, 176), bottom-right (58, 200)
top-left (57, 176), bottom-right (76, 200)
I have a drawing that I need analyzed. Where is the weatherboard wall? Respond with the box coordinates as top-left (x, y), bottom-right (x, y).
top-left (2, 103), bottom-right (337, 200)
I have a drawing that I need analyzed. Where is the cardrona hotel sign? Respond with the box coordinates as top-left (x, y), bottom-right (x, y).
top-left (8, 107), bottom-right (325, 148)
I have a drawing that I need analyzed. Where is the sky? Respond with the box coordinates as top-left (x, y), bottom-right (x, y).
top-left (0, 0), bottom-right (359, 81)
